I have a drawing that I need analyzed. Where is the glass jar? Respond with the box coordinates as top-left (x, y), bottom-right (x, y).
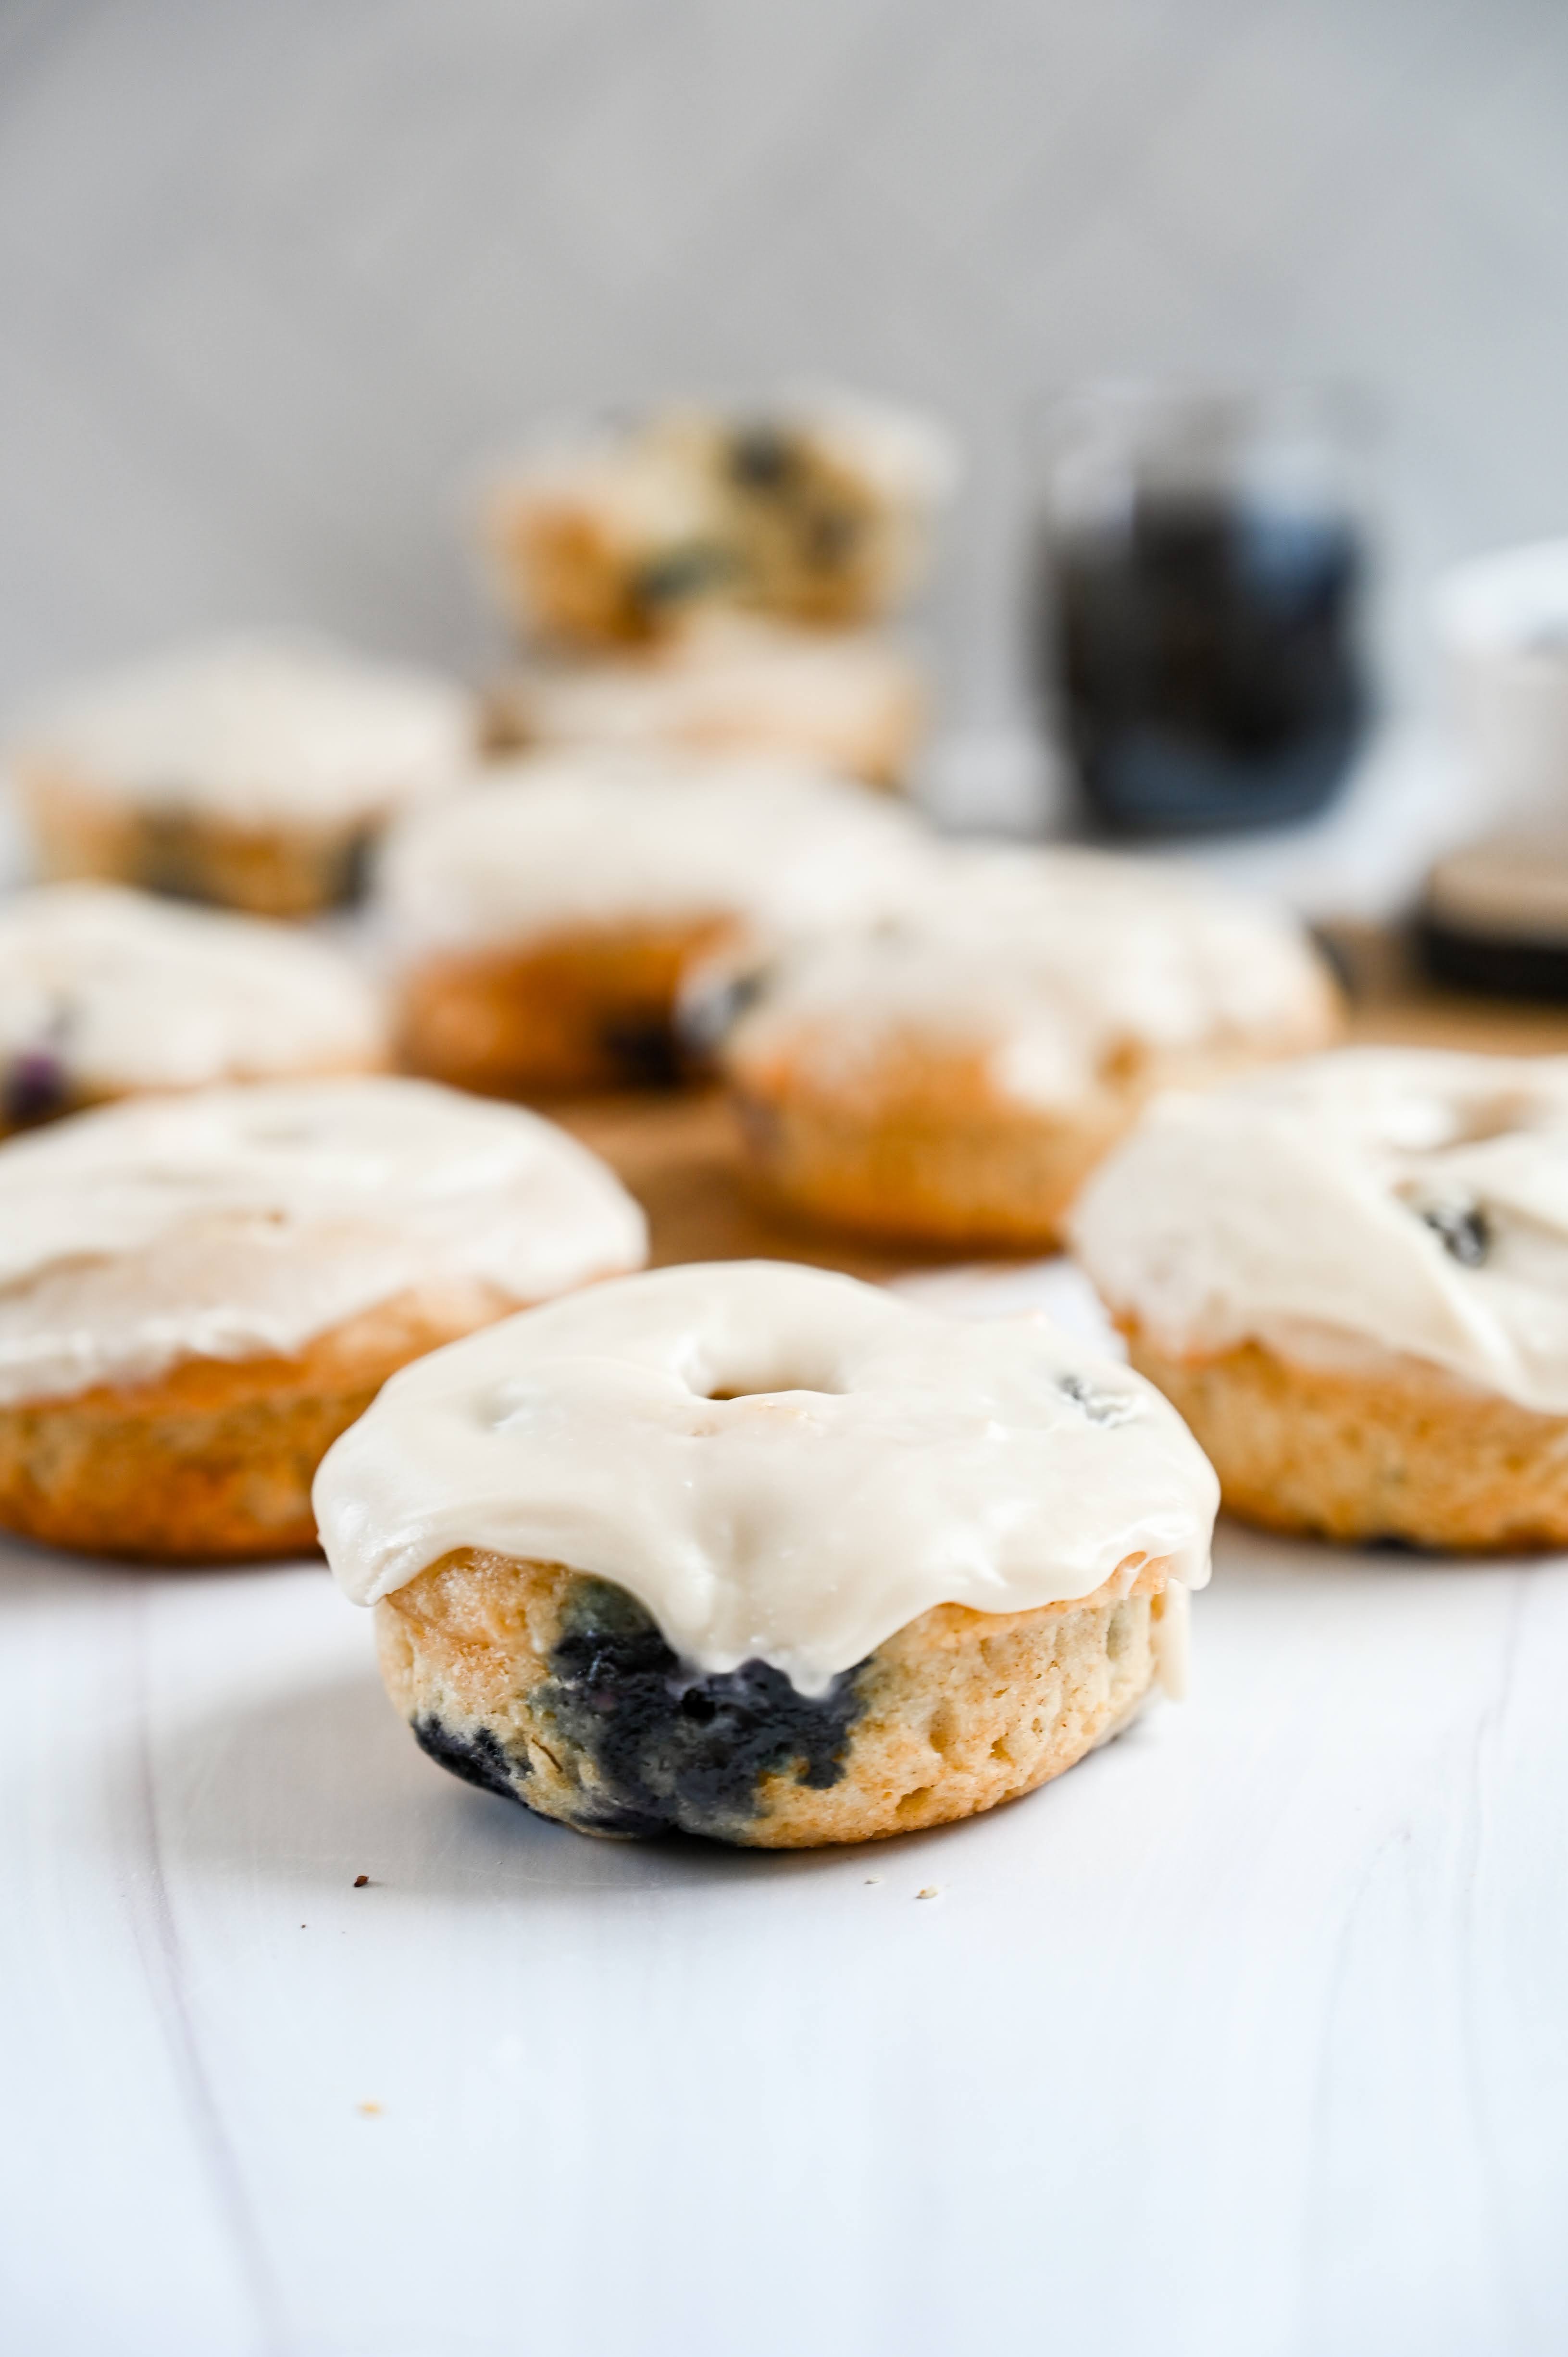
top-left (1032, 382), bottom-right (1372, 836)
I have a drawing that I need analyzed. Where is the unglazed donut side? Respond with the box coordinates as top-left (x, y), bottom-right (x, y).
top-left (374, 1548), bottom-right (1174, 1847)
top-left (1122, 1320), bottom-right (1568, 1551)
top-left (726, 1035), bottom-right (1328, 1251)
top-left (0, 1283), bottom-right (531, 1562)
top-left (396, 915), bottom-right (746, 1096)
top-left (17, 763), bottom-right (384, 918)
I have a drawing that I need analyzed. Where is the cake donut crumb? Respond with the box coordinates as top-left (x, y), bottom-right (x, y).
top-left (316, 1261), bottom-right (1216, 1847)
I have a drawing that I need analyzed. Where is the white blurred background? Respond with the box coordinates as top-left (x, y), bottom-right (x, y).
top-left (1, 0), bottom-right (1565, 885)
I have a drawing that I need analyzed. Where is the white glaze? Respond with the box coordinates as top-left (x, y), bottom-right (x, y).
top-left (722, 845), bottom-right (1338, 1108)
top-left (10, 636), bottom-right (475, 824)
top-left (1070, 1046), bottom-right (1568, 1414)
top-left (375, 754), bottom-right (938, 954)
top-left (496, 616), bottom-right (921, 770)
top-left (315, 1259), bottom-right (1217, 1696)
top-left (0, 882), bottom-right (386, 1096)
top-left (0, 1076), bottom-right (646, 1405)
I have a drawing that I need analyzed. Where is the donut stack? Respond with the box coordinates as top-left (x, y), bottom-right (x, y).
top-left (477, 391), bottom-right (958, 791)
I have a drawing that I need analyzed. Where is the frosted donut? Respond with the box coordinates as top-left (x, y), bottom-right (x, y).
top-left (712, 846), bottom-right (1342, 1250)
top-left (378, 753), bottom-right (937, 1097)
top-left (480, 391), bottom-right (958, 646)
top-left (10, 635), bottom-right (476, 918)
top-left (1071, 1046), bottom-right (1568, 1549)
top-left (315, 1260), bottom-right (1217, 1848)
top-left (485, 614), bottom-right (926, 792)
top-left (0, 883), bottom-right (388, 1133)
top-left (0, 1076), bottom-right (646, 1562)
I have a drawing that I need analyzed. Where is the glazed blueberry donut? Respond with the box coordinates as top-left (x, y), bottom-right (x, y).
top-left (315, 1261), bottom-right (1217, 1847)
top-left (712, 846), bottom-right (1343, 1251)
top-left (1072, 1047), bottom-right (1568, 1549)
top-left (480, 392), bottom-right (958, 646)
top-left (10, 636), bottom-right (475, 918)
top-left (0, 882), bottom-right (388, 1134)
top-left (377, 753), bottom-right (937, 1097)
top-left (0, 1076), bottom-right (645, 1562)
top-left (485, 613), bottom-right (926, 793)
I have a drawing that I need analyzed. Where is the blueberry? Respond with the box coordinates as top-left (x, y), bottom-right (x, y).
top-left (1419, 1200), bottom-right (1491, 1267)
top-left (1058, 1371), bottom-right (1138, 1426)
top-left (597, 1014), bottom-right (684, 1088)
top-left (534, 1577), bottom-right (866, 1840)
top-left (631, 545), bottom-right (731, 610)
top-left (411, 1716), bottom-right (525, 1801)
top-left (728, 425), bottom-right (796, 492)
top-left (3, 1049), bottom-right (71, 1126)
top-left (676, 964), bottom-right (768, 1061)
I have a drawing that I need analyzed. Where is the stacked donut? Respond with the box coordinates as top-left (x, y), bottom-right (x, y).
top-left (479, 390), bottom-right (958, 791)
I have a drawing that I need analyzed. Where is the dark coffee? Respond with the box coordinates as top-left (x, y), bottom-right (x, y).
top-left (1040, 494), bottom-right (1368, 836)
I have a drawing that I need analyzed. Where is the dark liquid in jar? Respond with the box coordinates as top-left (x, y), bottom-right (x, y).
top-left (1041, 495), bottom-right (1368, 835)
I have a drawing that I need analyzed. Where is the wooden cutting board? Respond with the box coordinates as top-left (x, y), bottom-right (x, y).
top-left (555, 923), bottom-right (1568, 1273)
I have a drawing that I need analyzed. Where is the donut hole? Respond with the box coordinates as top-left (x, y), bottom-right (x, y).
top-left (706, 1380), bottom-right (843, 1401)
top-left (693, 1347), bottom-right (846, 1403)
top-left (1433, 1091), bottom-right (1535, 1147)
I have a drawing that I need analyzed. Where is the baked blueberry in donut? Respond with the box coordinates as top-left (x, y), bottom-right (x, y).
top-left (1419, 1198), bottom-right (1491, 1267)
top-left (727, 425), bottom-right (798, 491)
top-left (409, 1569), bottom-right (866, 1839)
top-left (596, 1014), bottom-right (686, 1090)
top-left (631, 546), bottom-right (733, 614)
top-left (2, 1045), bottom-right (72, 1127)
top-left (412, 1716), bottom-right (522, 1801)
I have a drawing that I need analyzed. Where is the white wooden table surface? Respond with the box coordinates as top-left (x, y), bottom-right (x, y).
top-left (5, 1264), bottom-right (1568, 2357)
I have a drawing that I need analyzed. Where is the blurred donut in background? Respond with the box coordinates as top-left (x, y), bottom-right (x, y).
top-left (479, 390), bottom-right (958, 648)
top-left (485, 612), bottom-right (927, 793)
top-left (9, 635), bottom-right (477, 919)
top-left (711, 844), bottom-right (1343, 1250)
top-left (0, 881), bottom-right (388, 1133)
top-left (377, 751), bottom-right (939, 1097)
